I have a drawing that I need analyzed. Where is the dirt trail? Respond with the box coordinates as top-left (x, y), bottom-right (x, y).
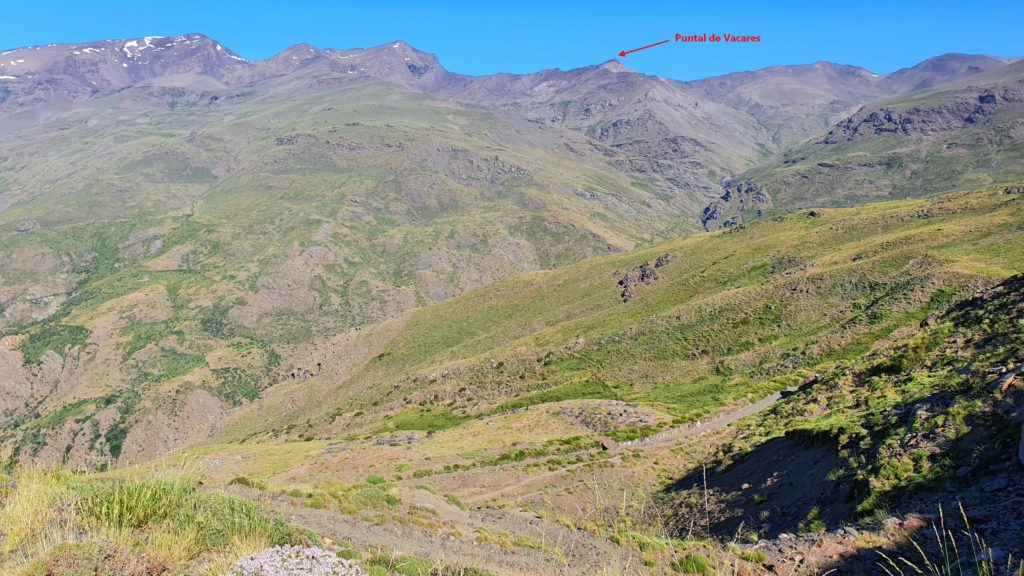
top-left (242, 391), bottom-right (787, 575)
top-left (251, 488), bottom-right (645, 576)
top-left (465, 391), bottom-right (785, 506)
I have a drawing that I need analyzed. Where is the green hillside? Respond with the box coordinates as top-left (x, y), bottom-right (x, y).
top-left (704, 61), bottom-right (1024, 227)
top-left (218, 183), bottom-right (1024, 444)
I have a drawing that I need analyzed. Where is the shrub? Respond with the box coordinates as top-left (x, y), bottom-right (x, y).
top-left (444, 494), bottom-right (466, 510)
top-left (797, 506), bottom-right (826, 534)
top-left (229, 476), bottom-right (268, 490)
top-left (672, 553), bottom-right (710, 574)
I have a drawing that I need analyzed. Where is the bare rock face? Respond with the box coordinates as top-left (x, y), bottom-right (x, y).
top-left (118, 389), bottom-right (227, 467)
top-left (0, 341), bottom-right (73, 427)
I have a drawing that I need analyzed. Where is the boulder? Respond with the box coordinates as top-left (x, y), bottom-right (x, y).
top-left (920, 312), bottom-right (940, 328)
top-left (981, 477), bottom-right (1008, 492)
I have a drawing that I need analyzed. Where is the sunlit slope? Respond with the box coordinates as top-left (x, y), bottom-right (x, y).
top-left (0, 75), bottom-right (718, 470)
top-left (705, 61), bottom-right (1024, 226)
top-left (221, 184), bottom-right (1024, 442)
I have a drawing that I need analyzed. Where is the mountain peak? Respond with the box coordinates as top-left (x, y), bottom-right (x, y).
top-left (884, 52), bottom-right (1013, 93)
top-left (597, 59), bottom-right (631, 74)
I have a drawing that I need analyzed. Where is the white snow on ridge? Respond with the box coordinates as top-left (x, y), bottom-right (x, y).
top-left (0, 75), bottom-right (16, 80)
top-left (393, 43), bottom-right (400, 48)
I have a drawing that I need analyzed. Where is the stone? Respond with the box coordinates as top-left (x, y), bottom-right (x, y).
top-left (920, 312), bottom-right (940, 328)
top-left (882, 517), bottom-right (903, 532)
top-left (981, 477), bottom-right (1008, 492)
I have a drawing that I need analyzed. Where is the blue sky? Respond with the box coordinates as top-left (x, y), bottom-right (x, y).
top-left (3, 0), bottom-right (1021, 80)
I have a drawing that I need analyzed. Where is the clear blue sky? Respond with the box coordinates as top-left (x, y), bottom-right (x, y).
top-left (3, 0), bottom-right (1021, 80)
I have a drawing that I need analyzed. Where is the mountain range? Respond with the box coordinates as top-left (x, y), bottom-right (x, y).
top-left (1, 33), bottom-right (1023, 576)
top-left (1, 32), bottom-right (1021, 465)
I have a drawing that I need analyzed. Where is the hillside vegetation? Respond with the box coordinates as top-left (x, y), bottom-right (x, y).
top-left (220, 184), bottom-right (1024, 444)
top-left (705, 61), bottom-right (1024, 227)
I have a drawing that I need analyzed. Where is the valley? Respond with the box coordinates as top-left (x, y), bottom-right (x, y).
top-left (0, 29), bottom-right (1022, 576)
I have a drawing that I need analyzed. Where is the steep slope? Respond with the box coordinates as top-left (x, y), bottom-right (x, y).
top-left (680, 61), bottom-right (890, 147)
top-left (203, 184), bottom-right (1024, 449)
top-left (883, 53), bottom-right (1019, 93)
top-left (680, 54), bottom-right (1016, 149)
top-left (442, 61), bottom-right (774, 201)
top-left (704, 60), bottom-right (1024, 227)
top-left (0, 60), bottom-right (745, 470)
top-left (4, 175), bottom-right (1020, 470)
top-left (0, 34), bottom-right (249, 113)
top-left (664, 267), bottom-right (1024, 565)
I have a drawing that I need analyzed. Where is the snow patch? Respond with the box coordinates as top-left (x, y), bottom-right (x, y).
top-left (122, 62), bottom-right (128, 67)
top-left (72, 51), bottom-right (81, 55)
top-left (0, 75), bottom-right (16, 80)
top-left (82, 47), bottom-right (102, 54)
top-left (227, 53), bottom-right (247, 62)
top-left (392, 43), bottom-right (400, 48)
top-left (216, 44), bottom-right (223, 51)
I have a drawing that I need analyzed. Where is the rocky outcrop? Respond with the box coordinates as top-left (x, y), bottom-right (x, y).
top-left (616, 253), bottom-right (675, 302)
top-left (821, 87), bottom-right (1024, 143)
top-left (702, 181), bottom-right (772, 230)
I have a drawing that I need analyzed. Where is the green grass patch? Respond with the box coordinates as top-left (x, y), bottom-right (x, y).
top-left (491, 379), bottom-right (616, 413)
top-left (382, 407), bottom-right (470, 433)
top-left (20, 323), bottom-right (90, 365)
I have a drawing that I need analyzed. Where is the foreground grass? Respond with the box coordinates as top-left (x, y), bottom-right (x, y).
top-left (0, 467), bottom-right (315, 576)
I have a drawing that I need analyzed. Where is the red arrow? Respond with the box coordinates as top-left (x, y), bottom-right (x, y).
top-left (618, 39), bottom-right (669, 57)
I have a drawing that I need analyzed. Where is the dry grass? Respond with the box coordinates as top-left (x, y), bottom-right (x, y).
top-left (0, 466), bottom-right (312, 576)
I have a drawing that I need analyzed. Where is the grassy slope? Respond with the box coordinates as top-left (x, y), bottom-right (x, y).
top-left (0, 74), bottom-right (729, 468)
top-left (220, 184), bottom-right (1024, 442)
top-left (661, 268), bottom-right (1024, 544)
top-left (719, 61), bottom-right (1024, 222)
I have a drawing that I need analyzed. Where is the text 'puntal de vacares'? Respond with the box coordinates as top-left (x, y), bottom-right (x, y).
top-left (676, 33), bottom-right (761, 43)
